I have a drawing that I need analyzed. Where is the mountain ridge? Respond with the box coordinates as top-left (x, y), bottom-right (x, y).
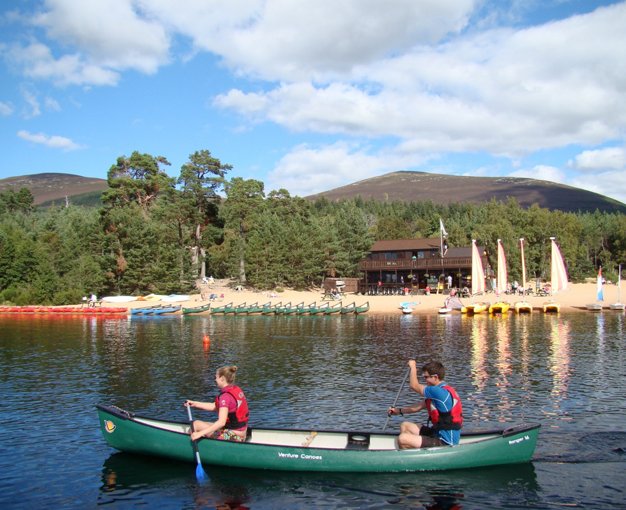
top-left (0, 173), bottom-right (108, 205)
top-left (1, 171), bottom-right (624, 213)
top-left (306, 171), bottom-right (626, 213)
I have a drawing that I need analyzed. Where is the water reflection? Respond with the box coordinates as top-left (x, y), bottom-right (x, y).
top-left (99, 452), bottom-right (539, 509)
top-left (548, 318), bottom-right (571, 414)
top-left (2, 312), bottom-right (625, 509)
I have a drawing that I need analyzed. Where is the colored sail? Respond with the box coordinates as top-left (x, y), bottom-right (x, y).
top-left (471, 240), bottom-right (486, 295)
top-left (496, 239), bottom-right (508, 295)
top-left (550, 237), bottom-right (568, 294)
top-left (520, 238), bottom-right (527, 292)
top-left (596, 267), bottom-right (604, 302)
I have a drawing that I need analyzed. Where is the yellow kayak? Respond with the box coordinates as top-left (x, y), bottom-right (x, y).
top-left (462, 302), bottom-right (489, 314)
top-left (489, 302), bottom-right (510, 314)
top-left (543, 301), bottom-right (560, 313)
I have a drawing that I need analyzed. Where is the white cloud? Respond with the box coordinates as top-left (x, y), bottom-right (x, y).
top-left (142, 0), bottom-right (477, 80)
top-left (508, 163), bottom-right (626, 204)
top-left (8, 42), bottom-right (120, 86)
top-left (3, 0), bottom-right (170, 86)
top-left (509, 165), bottom-right (567, 185)
top-left (21, 89), bottom-right (41, 118)
top-left (32, 0), bottom-right (170, 73)
top-left (570, 170), bottom-right (626, 204)
top-left (267, 142), bottom-right (432, 196)
top-left (216, 2), bottom-right (626, 158)
top-left (17, 130), bottom-right (82, 151)
top-left (0, 101), bottom-right (14, 116)
top-left (570, 147), bottom-right (626, 171)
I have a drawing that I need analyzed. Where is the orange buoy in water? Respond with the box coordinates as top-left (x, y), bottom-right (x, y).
top-left (203, 334), bottom-right (210, 346)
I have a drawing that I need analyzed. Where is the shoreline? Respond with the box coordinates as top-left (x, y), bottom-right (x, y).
top-left (111, 282), bottom-right (621, 314)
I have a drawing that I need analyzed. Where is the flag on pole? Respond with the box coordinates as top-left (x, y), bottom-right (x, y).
top-left (439, 219), bottom-right (448, 238)
top-left (597, 267), bottom-right (604, 301)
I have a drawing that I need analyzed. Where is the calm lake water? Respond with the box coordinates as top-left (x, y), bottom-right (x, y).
top-left (1, 311), bottom-right (624, 509)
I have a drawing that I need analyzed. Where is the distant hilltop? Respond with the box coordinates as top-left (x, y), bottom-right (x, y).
top-left (307, 171), bottom-right (626, 214)
top-left (0, 173), bottom-right (107, 206)
top-left (1, 170), bottom-right (625, 214)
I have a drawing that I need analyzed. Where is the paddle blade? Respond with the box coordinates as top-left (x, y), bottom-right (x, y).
top-left (195, 463), bottom-right (208, 483)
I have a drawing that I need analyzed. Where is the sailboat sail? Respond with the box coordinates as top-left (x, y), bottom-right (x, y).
top-left (496, 239), bottom-right (508, 295)
top-left (520, 238), bottom-right (527, 293)
top-left (596, 267), bottom-right (604, 302)
top-left (550, 237), bottom-right (568, 294)
top-left (610, 264), bottom-right (624, 310)
top-left (471, 240), bottom-right (486, 295)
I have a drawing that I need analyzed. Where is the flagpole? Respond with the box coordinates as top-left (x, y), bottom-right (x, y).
top-left (520, 238), bottom-right (526, 296)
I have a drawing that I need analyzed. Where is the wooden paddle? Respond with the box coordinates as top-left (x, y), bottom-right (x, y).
top-left (186, 404), bottom-right (208, 483)
top-left (382, 367), bottom-right (411, 431)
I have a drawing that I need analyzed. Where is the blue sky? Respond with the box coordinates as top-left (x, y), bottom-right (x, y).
top-left (1, 0), bottom-right (625, 203)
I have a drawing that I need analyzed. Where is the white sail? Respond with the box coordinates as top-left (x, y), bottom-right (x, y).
top-left (596, 267), bottom-right (604, 302)
top-left (496, 239), bottom-right (508, 295)
top-left (520, 238), bottom-right (527, 292)
top-left (550, 237), bottom-right (568, 294)
top-left (471, 240), bottom-right (486, 295)
top-left (610, 264), bottom-right (624, 310)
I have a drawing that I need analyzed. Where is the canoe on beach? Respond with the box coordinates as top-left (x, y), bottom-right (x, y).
top-left (96, 404), bottom-right (540, 473)
top-left (0, 306), bottom-right (127, 314)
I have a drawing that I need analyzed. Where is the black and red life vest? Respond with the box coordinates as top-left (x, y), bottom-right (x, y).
top-left (215, 385), bottom-right (249, 429)
top-left (425, 384), bottom-right (463, 430)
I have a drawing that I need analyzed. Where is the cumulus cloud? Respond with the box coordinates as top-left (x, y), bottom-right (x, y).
top-left (509, 165), bottom-right (567, 185)
top-left (570, 170), bottom-right (626, 203)
top-left (570, 147), bottom-right (626, 171)
top-left (7, 42), bottom-right (120, 86)
top-left (142, 0), bottom-right (476, 80)
top-left (33, 0), bottom-right (170, 72)
top-left (17, 130), bottom-right (82, 151)
top-left (266, 142), bottom-right (432, 196)
top-left (3, 0), bottom-right (170, 86)
top-left (0, 101), bottom-right (14, 116)
top-left (217, 2), bottom-right (626, 158)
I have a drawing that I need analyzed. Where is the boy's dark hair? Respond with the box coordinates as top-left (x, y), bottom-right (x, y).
top-left (422, 361), bottom-right (445, 380)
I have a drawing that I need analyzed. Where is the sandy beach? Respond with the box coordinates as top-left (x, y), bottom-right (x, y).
top-left (116, 281), bottom-right (622, 314)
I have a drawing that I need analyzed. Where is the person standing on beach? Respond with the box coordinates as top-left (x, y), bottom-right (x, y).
top-left (387, 360), bottom-right (462, 449)
top-left (185, 365), bottom-right (249, 442)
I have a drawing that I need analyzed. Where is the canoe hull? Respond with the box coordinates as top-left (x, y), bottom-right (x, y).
top-left (97, 405), bottom-right (539, 473)
top-left (182, 304), bottom-right (211, 315)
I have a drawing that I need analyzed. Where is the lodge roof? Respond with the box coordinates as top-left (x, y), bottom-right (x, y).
top-left (368, 239), bottom-right (480, 259)
top-left (369, 238), bottom-right (440, 251)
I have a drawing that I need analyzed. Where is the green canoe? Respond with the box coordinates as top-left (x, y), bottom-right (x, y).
top-left (324, 302), bottom-right (343, 315)
top-left (182, 303), bottom-right (211, 315)
top-left (262, 302), bottom-right (282, 315)
top-left (209, 302), bottom-right (232, 314)
top-left (354, 301), bottom-right (370, 314)
top-left (282, 302), bottom-right (302, 315)
top-left (96, 404), bottom-right (540, 473)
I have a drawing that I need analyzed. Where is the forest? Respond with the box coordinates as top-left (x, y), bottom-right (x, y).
top-left (1, 149), bottom-right (625, 305)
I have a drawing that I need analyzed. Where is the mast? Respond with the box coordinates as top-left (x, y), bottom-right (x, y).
top-left (520, 238), bottom-right (527, 296)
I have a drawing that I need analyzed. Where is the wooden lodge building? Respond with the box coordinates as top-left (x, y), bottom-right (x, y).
top-left (357, 238), bottom-right (490, 294)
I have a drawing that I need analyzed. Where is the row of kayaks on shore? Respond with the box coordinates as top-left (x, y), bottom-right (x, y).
top-left (0, 301), bottom-right (370, 316)
top-left (0, 306), bottom-right (128, 314)
top-left (438, 301), bottom-right (561, 315)
top-left (187, 301), bottom-right (370, 315)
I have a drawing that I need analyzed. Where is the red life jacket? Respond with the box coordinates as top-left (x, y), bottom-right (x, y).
top-left (425, 385), bottom-right (463, 430)
top-left (214, 385), bottom-right (249, 429)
